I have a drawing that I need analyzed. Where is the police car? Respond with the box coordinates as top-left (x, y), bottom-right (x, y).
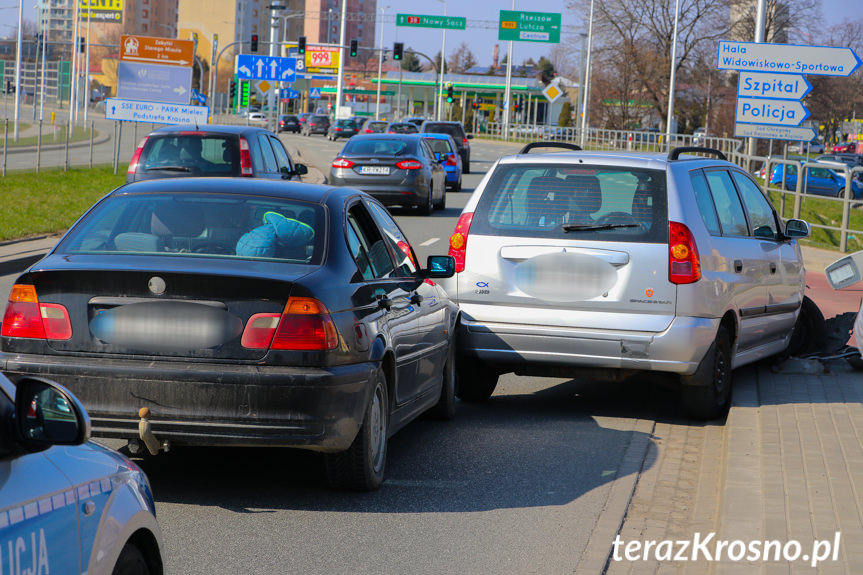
top-left (0, 373), bottom-right (164, 574)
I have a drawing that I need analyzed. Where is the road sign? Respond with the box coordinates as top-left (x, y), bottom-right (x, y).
top-left (116, 61), bottom-right (192, 105)
top-left (121, 35), bottom-right (194, 67)
top-left (542, 82), bottom-right (563, 103)
top-left (236, 55), bottom-right (297, 81)
top-left (396, 14), bottom-right (467, 30)
top-left (737, 72), bottom-right (812, 100)
top-left (80, 0), bottom-right (123, 23)
top-left (717, 41), bottom-right (862, 77)
top-left (104, 98), bottom-right (209, 125)
top-left (735, 97), bottom-right (809, 127)
top-left (310, 87), bottom-right (322, 99)
top-left (191, 89), bottom-right (207, 105)
top-left (733, 123), bottom-right (816, 141)
top-left (281, 88), bottom-right (300, 100)
top-left (498, 10), bottom-right (561, 43)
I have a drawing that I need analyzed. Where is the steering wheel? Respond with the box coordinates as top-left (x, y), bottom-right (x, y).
top-left (193, 242), bottom-right (233, 255)
top-left (596, 212), bottom-right (641, 226)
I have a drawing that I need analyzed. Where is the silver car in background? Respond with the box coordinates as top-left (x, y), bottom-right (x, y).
top-left (441, 143), bottom-right (812, 419)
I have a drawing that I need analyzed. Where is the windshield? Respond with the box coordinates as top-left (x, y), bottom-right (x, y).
top-left (57, 193), bottom-right (326, 264)
top-left (471, 163), bottom-right (668, 243)
top-left (342, 138), bottom-right (413, 156)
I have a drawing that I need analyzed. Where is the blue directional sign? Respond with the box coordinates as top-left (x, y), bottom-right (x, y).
top-left (105, 98), bottom-right (210, 125)
top-left (737, 72), bottom-right (812, 100)
top-left (280, 88), bottom-right (300, 99)
top-left (191, 89), bottom-right (207, 105)
top-left (236, 55), bottom-right (297, 82)
top-left (117, 61), bottom-right (193, 105)
top-left (310, 87), bottom-right (322, 99)
top-left (735, 97), bottom-right (809, 127)
top-left (734, 123), bottom-right (816, 141)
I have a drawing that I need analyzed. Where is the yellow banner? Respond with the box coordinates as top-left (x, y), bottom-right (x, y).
top-left (79, 0), bottom-right (123, 23)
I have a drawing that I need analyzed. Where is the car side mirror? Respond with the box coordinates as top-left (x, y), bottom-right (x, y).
top-left (294, 163), bottom-right (308, 175)
top-left (420, 255), bottom-right (456, 279)
top-left (14, 378), bottom-right (90, 453)
top-left (784, 219), bottom-right (810, 239)
top-left (466, 134), bottom-right (474, 139)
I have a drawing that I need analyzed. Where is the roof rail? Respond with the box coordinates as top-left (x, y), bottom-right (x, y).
top-left (518, 141), bottom-right (583, 154)
top-left (668, 147), bottom-right (727, 161)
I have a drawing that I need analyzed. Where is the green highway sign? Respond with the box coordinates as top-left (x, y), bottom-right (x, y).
top-left (396, 14), bottom-right (467, 30)
top-left (498, 10), bottom-right (561, 43)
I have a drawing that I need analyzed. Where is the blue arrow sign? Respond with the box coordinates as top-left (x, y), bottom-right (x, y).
top-left (735, 97), bottom-right (809, 126)
top-left (310, 87), bottom-right (322, 99)
top-left (280, 88), bottom-right (300, 99)
top-left (737, 72), bottom-right (812, 100)
top-left (236, 55), bottom-right (297, 81)
top-left (718, 41), bottom-right (863, 77)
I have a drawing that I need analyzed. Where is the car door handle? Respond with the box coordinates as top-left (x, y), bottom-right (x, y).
top-left (410, 293), bottom-right (424, 304)
top-left (734, 259), bottom-right (743, 273)
top-left (770, 262), bottom-right (777, 274)
top-left (377, 296), bottom-right (392, 311)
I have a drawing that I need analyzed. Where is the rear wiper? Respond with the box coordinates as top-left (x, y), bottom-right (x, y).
top-left (144, 166), bottom-right (192, 172)
top-left (562, 223), bottom-right (641, 232)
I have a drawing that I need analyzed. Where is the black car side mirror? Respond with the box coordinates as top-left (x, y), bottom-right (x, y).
top-left (13, 378), bottom-right (90, 454)
top-left (420, 255), bottom-right (456, 279)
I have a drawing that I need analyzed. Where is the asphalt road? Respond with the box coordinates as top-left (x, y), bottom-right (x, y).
top-left (0, 135), bottom-right (674, 574)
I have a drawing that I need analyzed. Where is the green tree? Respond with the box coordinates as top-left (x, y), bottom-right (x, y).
top-left (558, 101), bottom-right (573, 127)
top-left (401, 48), bottom-right (422, 73)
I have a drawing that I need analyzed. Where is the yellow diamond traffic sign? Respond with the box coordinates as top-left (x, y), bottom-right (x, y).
top-left (257, 80), bottom-right (271, 93)
top-left (543, 83), bottom-right (562, 102)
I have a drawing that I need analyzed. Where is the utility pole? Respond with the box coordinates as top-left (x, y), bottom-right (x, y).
top-left (269, 2), bottom-right (284, 129)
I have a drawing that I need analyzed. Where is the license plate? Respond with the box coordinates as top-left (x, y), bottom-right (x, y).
top-left (359, 166), bottom-right (390, 175)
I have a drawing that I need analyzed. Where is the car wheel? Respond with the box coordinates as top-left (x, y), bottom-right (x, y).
top-left (112, 543), bottom-right (150, 575)
top-left (434, 183), bottom-right (446, 210)
top-left (428, 338), bottom-right (456, 419)
top-left (325, 368), bottom-right (389, 490)
top-left (680, 324), bottom-right (732, 420)
top-left (463, 157), bottom-right (470, 174)
top-left (454, 175), bottom-right (462, 192)
top-left (784, 295), bottom-right (826, 357)
top-left (418, 185), bottom-right (433, 215)
top-left (455, 359), bottom-right (498, 402)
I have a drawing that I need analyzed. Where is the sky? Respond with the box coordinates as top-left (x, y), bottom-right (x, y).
top-left (0, 0), bottom-right (577, 67)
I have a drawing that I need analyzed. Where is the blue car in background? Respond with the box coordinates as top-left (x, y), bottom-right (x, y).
top-left (0, 374), bottom-right (164, 574)
top-left (770, 161), bottom-right (863, 199)
top-left (422, 133), bottom-right (463, 192)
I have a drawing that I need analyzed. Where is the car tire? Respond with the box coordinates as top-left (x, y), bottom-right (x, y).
top-left (784, 295), bottom-right (826, 357)
top-left (112, 543), bottom-right (150, 575)
top-left (324, 369), bottom-right (389, 491)
top-left (680, 324), bottom-right (732, 420)
top-left (463, 156), bottom-right (470, 174)
top-left (454, 175), bottom-right (462, 193)
top-left (455, 359), bottom-right (498, 402)
top-left (418, 185), bottom-right (433, 215)
top-left (428, 339), bottom-right (457, 419)
top-left (434, 183), bottom-right (446, 210)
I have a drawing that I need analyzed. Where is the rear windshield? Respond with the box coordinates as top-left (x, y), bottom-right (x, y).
top-left (57, 193), bottom-right (326, 264)
top-left (423, 123), bottom-right (463, 138)
top-left (139, 135), bottom-right (237, 176)
top-left (423, 137), bottom-right (453, 154)
top-left (471, 163), bottom-right (668, 243)
top-left (342, 138), bottom-right (414, 156)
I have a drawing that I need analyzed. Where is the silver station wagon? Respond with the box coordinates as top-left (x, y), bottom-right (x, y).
top-left (441, 144), bottom-right (812, 419)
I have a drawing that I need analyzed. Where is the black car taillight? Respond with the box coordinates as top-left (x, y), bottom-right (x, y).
top-left (1, 285), bottom-right (72, 340)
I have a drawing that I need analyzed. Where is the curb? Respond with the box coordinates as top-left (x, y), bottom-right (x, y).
top-left (1, 133), bottom-right (111, 155)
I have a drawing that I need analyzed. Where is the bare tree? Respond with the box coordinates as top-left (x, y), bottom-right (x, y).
top-left (448, 42), bottom-right (478, 73)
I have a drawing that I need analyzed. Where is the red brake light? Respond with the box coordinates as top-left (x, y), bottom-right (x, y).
top-left (462, 137), bottom-right (469, 147)
top-left (448, 212), bottom-right (474, 273)
top-left (239, 137), bottom-right (254, 176)
top-left (334, 127), bottom-right (342, 131)
top-left (332, 158), bottom-right (355, 169)
top-left (241, 298), bottom-right (338, 351)
top-left (668, 221), bottom-right (701, 284)
top-left (446, 154), bottom-right (458, 166)
top-left (127, 136), bottom-right (149, 175)
top-left (1, 285), bottom-right (72, 340)
top-left (395, 160), bottom-right (423, 170)
top-left (364, 129), bottom-right (372, 133)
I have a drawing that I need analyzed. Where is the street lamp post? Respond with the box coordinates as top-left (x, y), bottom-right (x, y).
top-left (375, 5), bottom-right (389, 120)
top-left (334, 0), bottom-right (348, 120)
top-left (434, 0), bottom-right (447, 121)
top-left (580, 0), bottom-right (596, 148)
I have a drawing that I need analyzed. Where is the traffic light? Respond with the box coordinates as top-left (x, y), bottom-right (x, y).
top-left (229, 80), bottom-right (237, 101)
top-left (251, 34), bottom-right (258, 52)
top-left (79, 36), bottom-right (85, 53)
top-left (298, 36), bottom-right (306, 54)
top-left (446, 84), bottom-right (454, 104)
top-left (393, 42), bottom-right (403, 61)
top-left (350, 39), bottom-right (358, 58)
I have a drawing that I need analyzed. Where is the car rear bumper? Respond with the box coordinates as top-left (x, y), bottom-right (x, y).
top-left (329, 173), bottom-right (425, 205)
top-left (0, 353), bottom-right (375, 452)
top-left (455, 314), bottom-right (720, 376)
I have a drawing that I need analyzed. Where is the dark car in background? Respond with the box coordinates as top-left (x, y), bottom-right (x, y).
top-left (406, 117), bottom-right (426, 128)
top-left (350, 116), bottom-right (369, 130)
top-left (278, 114), bottom-right (301, 133)
top-left (420, 121), bottom-right (472, 173)
top-left (126, 124), bottom-right (308, 183)
top-left (302, 114), bottom-right (331, 136)
top-left (386, 122), bottom-right (418, 134)
top-left (327, 118), bottom-right (359, 141)
top-left (329, 134), bottom-right (447, 214)
top-left (0, 178), bottom-right (458, 491)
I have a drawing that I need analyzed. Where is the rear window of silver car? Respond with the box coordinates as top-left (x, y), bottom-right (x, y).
top-left (471, 164), bottom-right (668, 242)
top-left (57, 193), bottom-right (326, 264)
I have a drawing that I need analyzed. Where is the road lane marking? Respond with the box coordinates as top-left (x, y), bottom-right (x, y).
top-left (420, 238), bottom-right (439, 247)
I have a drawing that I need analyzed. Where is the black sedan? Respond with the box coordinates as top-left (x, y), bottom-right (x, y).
top-left (327, 118), bottom-right (359, 141)
top-left (0, 178), bottom-right (458, 490)
top-left (329, 134), bottom-right (447, 214)
top-left (278, 114), bottom-right (301, 133)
